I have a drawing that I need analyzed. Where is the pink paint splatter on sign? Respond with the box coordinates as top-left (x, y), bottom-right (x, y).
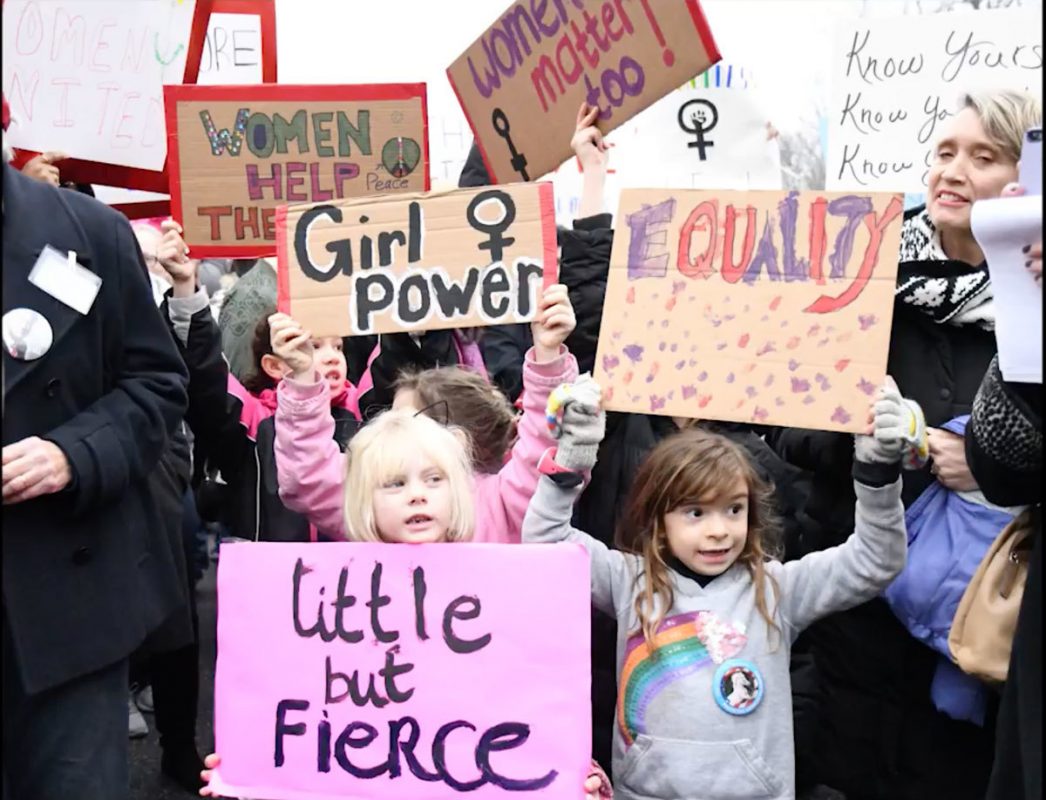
top-left (738, 333), bottom-right (750, 348)
top-left (788, 359), bottom-right (800, 371)
top-left (623, 345), bottom-right (644, 363)
top-left (698, 371), bottom-right (708, 381)
top-left (791, 378), bottom-right (810, 393)
top-left (858, 378), bottom-right (876, 395)
top-left (753, 406), bottom-right (769, 422)
top-left (803, 395), bottom-right (815, 405)
top-left (859, 314), bottom-right (877, 330)
top-left (757, 342), bottom-right (776, 356)
top-left (786, 337), bottom-right (801, 350)
top-left (716, 342), bottom-right (728, 351)
top-left (764, 374), bottom-right (775, 388)
top-left (745, 386), bottom-right (758, 398)
top-left (770, 296), bottom-right (782, 310)
top-left (626, 287), bottom-right (635, 304)
top-left (698, 394), bottom-right (712, 408)
top-left (650, 395), bottom-right (666, 412)
top-left (602, 354), bottom-right (620, 372)
top-left (675, 359), bottom-right (686, 370)
top-left (682, 385), bottom-right (697, 399)
top-left (835, 359), bottom-right (850, 372)
top-left (726, 372), bottom-right (736, 384)
top-left (831, 407), bottom-right (852, 425)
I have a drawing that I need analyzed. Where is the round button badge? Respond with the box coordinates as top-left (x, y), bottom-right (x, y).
top-left (712, 659), bottom-right (764, 716)
top-left (3, 308), bottom-right (53, 362)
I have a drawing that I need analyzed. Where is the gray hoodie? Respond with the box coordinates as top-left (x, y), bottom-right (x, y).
top-left (523, 471), bottom-right (906, 800)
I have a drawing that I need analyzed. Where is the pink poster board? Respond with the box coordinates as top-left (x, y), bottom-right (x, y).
top-left (210, 542), bottom-right (592, 800)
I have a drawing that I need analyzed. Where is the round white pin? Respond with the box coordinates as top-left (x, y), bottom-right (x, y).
top-left (3, 308), bottom-right (54, 361)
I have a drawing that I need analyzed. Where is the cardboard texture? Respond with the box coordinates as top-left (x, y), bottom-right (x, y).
top-left (209, 542), bottom-right (592, 800)
top-left (166, 83), bottom-right (430, 257)
top-left (593, 189), bottom-right (905, 433)
top-left (447, 0), bottom-right (721, 184)
top-left (275, 181), bottom-right (558, 337)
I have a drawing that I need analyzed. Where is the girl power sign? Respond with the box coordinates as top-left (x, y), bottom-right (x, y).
top-left (210, 542), bottom-right (591, 800)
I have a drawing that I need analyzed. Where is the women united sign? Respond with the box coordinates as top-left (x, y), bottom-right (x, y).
top-left (164, 84), bottom-right (430, 256)
top-left (208, 542), bottom-right (591, 800)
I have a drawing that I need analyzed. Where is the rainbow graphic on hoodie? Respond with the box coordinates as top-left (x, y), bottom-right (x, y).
top-left (617, 610), bottom-right (747, 746)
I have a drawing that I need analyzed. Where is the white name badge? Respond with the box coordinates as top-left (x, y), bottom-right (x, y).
top-left (28, 246), bottom-right (102, 316)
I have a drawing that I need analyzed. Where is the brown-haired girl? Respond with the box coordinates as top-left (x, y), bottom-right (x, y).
top-left (524, 376), bottom-right (924, 800)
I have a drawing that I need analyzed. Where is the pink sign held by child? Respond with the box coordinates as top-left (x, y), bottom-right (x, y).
top-left (210, 541), bottom-right (591, 800)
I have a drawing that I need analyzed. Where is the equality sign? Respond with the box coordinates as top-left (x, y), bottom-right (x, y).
top-left (275, 182), bottom-right (557, 336)
top-left (208, 542), bottom-right (591, 800)
top-left (592, 189), bottom-right (905, 433)
top-left (827, 7), bottom-right (1042, 193)
top-left (446, 0), bottom-right (720, 184)
top-left (165, 84), bottom-right (429, 257)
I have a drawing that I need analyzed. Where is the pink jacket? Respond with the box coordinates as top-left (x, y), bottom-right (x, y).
top-left (274, 346), bottom-right (579, 543)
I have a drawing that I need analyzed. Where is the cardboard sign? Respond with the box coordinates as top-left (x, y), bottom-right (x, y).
top-left (208, 542), bottom-right (591, 800)
top-left (275, 182), bottom-right (557, 336)
top-left (827, 7), bottom-right (1042, 193)
top-left (2, 0), bottom-right (200, 190)
top-left (593, 188), bottom-right (905, 433)
top-left (446, 0), bottom-right (721, 184)
top-left (165, 84), bottom-right (430, 257)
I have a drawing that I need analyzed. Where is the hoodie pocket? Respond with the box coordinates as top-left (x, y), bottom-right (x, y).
top-left (617, 734), bottom-right (783, 799)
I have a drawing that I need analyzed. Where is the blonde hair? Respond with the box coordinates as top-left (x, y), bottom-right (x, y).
top-left (961, 89), bottom-right (1042, 164)
top-left (343, 410), bottom-right (475, 543)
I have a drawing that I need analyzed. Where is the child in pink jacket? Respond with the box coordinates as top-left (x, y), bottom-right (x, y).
top-left (272, 284), bottom-right (579, 544)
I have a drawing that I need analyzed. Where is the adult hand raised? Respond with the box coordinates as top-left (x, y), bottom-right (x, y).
top-left (21, 151), bottom-right (68, 187)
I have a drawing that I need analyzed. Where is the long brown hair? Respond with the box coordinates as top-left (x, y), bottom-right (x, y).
top-left (394, 367), bottom-right (516, 474)
top-left (616, 428), bottom-right (783, 649)
top-left (241, 309), bottom-right (278, 395)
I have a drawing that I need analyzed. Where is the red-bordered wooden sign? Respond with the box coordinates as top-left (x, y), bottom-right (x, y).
top-left (165, 82), bottom-right (431, 258)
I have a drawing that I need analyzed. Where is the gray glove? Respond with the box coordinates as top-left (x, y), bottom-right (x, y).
top-left (854, 379), bottom-right (926, 465)
top-left (550, 374), bottom-right (606, 473)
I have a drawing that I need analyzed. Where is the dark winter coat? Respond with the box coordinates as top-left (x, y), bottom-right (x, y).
top-left (2, 163), bottom-right (189, 694)
top-left (966, 355), bottom-right (1042, 800)
top-left (767, 221), bottom-right (999, 799)
top-left (169, 298), bottom-right (360, 542)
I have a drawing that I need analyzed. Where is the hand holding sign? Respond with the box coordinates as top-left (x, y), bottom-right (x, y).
top-left (571, 103), bottom-right (609, 173)
top-left (20, 151), bottom-right (68, 188)
top-left (531, 284), bottom-right (577, 364)
top-left (268, 313), bottom-right (314, 379)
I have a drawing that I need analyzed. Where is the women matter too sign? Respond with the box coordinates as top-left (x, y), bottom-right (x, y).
top-left (210, 542), bottom-right (591, 800)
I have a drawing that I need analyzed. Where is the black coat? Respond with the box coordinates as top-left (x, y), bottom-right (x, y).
top-left (480, 214), bottom-right (614, 402)
top-left (2, 164), bottom-right (189, 694)
top-left (767, 247), bottom-right (999, 799)
top-left (173, 299), bottom-right (360, 541)
top-left (966, 355), bottom-right (1042, 800)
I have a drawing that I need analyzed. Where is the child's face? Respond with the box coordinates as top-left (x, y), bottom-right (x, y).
top-left (372, 452), bottom-right (453, 544)
top-left (663, 478), bottom-right (749, 576)
top-left (309, 336), bottom-right (346, 397)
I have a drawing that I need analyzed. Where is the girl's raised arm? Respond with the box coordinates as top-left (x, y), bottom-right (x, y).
top-left (522, 376), bottom-right (632, 616)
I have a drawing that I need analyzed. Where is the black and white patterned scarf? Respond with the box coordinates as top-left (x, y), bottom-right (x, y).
top-left (896, 208), bottom-right (995, 331)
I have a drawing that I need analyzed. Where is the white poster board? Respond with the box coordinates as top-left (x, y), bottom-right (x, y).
top-left (1, 0), bottom-right (198, 171)
top-left (198, 12), bottom-right (263, 85)
top-left (827, 7), bottom-right (1043, 193)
